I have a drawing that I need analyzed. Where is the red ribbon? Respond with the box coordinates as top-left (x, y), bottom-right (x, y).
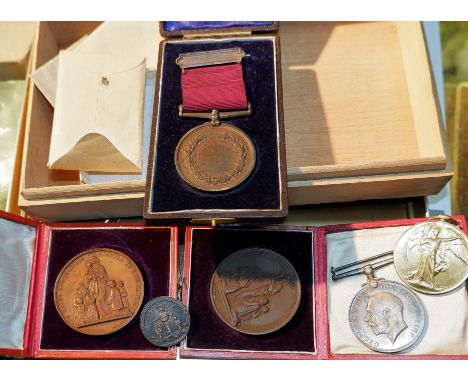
top-left (181, 63), bottom-right (248, 112)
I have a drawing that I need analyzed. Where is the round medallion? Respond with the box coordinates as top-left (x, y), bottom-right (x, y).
top-left (393, 221), bottom-right (468, 294)
top-left (140, 297), bottom-right (191, 347)
top-left (174, 122), bottom-right (256, 192)
top-left (210, 248), bottom-right (301, 335)
top-left (54, 248), bottom-right (144, 336)
top-left (348, 280), bottom-right (425, 353)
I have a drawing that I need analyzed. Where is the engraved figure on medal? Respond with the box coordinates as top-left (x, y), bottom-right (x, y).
top-left (73, 256), bottom-right (133, 327)
top-left (210, 248), bottom-right (301, 335)
top-left (365, 291), bottom-right (407, 344)
top-left (394, 221), bottom-right (468, 294)
top-left (140, 297), bottom-right (191, 347)
top-left (214, 266), bottom-right (291, 327)
top-left (54, 248), bottom-right (144, 336)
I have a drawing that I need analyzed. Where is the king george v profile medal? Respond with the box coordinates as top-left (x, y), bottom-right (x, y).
top-left (54, 248), bottom-right (144, 336)
top-left (174, 48), bottom-right (256, 192)
top-left (333, 264), bottom-right (426, 353)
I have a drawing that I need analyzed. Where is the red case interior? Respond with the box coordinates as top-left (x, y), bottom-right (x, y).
top-left (0, 211), bottom-right (178, 359)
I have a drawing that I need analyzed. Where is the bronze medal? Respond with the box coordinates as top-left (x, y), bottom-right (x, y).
top-left (54, 248), bottom-right (144, 336)
top-left (210, 248), bottom-right (301, 335)
top-left (175, 48), bottom-right (255, 192)
top-left (175, 121), bottom-right (256, 192)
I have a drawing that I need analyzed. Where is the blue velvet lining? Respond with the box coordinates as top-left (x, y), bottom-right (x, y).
top-left (163, 21), bottom-right (274, 32)
top-left (149, 38), bottom-right (281, 215)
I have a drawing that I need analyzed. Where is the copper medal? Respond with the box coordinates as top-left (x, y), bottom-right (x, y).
top-left (54, 248), bottom-right (144, 335)
top-left (210, 248), bottom-right (301, 335)
top-left (175, 121), bottom-right (256, 192)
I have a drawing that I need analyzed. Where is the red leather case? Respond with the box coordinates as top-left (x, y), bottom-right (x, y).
top-left (0, 211), bottom-right (178, 359)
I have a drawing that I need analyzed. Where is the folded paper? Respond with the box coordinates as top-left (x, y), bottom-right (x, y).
top-left (48, 52), bottom-right (146, 173)
top-left (32, 21), bottom-right (160, 108)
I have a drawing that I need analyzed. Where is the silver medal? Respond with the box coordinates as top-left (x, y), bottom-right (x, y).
top-left (348, 280), bottom-right (425, 353)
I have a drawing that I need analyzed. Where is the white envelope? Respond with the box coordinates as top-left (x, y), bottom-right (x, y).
top-left (32, 21), bottom-right (160, 107)
top-left (48, 52), bottom-right (146, 173)
top-left (31, 35), bottom-right (88, 106)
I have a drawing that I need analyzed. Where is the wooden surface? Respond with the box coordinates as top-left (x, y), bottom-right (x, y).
top-left (0, 22), bottom-right (35, 80)
top-left (280, 22), bottom-right (447, 179)
top-left (452, 83), bottom-right (468, 215)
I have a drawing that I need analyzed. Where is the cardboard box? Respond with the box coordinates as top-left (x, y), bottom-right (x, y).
top-left (18, 22), bottom-right (451, 221)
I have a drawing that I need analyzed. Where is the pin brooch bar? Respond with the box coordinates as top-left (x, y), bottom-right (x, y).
top-left (176, 48), bottom-right (246, 69)
top-left (331, 250), bottom-right (394, 281)
top-left (178, 103), bottom-right (252, 120)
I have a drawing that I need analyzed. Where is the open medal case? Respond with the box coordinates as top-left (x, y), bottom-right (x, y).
top-left (179, 216), bottom-right (468, 360)
top-left (317, 216), bottom-right (468, 360)
top-left (180, 226), bottom-right (316, 359)
top-left (144, 22), bottom-right (287, 221)
top-left (0, 210), bottom-right (178, 359)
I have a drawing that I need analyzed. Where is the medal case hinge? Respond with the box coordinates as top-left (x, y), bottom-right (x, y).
top-left (189, 218), bottom-right (239, 227)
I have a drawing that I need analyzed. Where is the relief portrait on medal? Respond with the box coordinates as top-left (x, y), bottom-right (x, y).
top-left (402, 224), bottom-right (468, 290)
top-left (216, 266), bottom-right (292, 327)
top-left (365, 292), bottom-right (408, 344)
top-left (72, 255), bottom-right (132, 327)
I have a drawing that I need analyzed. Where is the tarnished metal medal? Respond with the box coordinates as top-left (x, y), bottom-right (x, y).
top-left (334, 265), bottom-right (426, 353)
top-left (175, 48), bottom-right (255, 192)
top-left (54, 248), bottom-right (144, 336)
top-left (349, 277), bottom-right (425, 353)
top-left (210, 248), bottom-right (301, 335)
top-left (393, 219), bottom-right (468, 294)
top-left (140, 297), bottom-right (190, 347)
top-left (174, 119), bottom-right (256, 192)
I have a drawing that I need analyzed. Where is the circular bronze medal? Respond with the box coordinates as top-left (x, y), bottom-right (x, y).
top-left (54, 248), bottom-right (144, 335)
top-left (174, 122), bottom-right (256, 192)
top-left (210, 248), bottom-right (301, 335)
top-left (140, 297), bottom-right (191, 347)
top-left (393, 220), bottom-right (468, 294)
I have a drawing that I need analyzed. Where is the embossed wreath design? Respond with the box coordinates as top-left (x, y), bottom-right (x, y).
top-left (184, 132), bottom-right (248, 185)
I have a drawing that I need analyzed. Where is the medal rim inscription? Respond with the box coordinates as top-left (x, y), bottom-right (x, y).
top-left (348, 280), bottom-right (426, 353)
top-left (393, 221), bottom-right (468, 295)
top-left (54, 248), bottom-right (144, 336)
top-left (209, 248), bottom-right (301, 335)
top-left (140, 296), bottom-right (191, 347)
top-left (174, 122), bottom-right (256, 192)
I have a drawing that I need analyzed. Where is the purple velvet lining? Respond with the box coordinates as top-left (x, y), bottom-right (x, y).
top-left (163, 22), bottom-right (274, 32)
top-left (187, 228), bottom-right (315, 353)
top-left (39, 227), bottom-right (172, 351)
top-left (149, 39), bottom-right (281, 214)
